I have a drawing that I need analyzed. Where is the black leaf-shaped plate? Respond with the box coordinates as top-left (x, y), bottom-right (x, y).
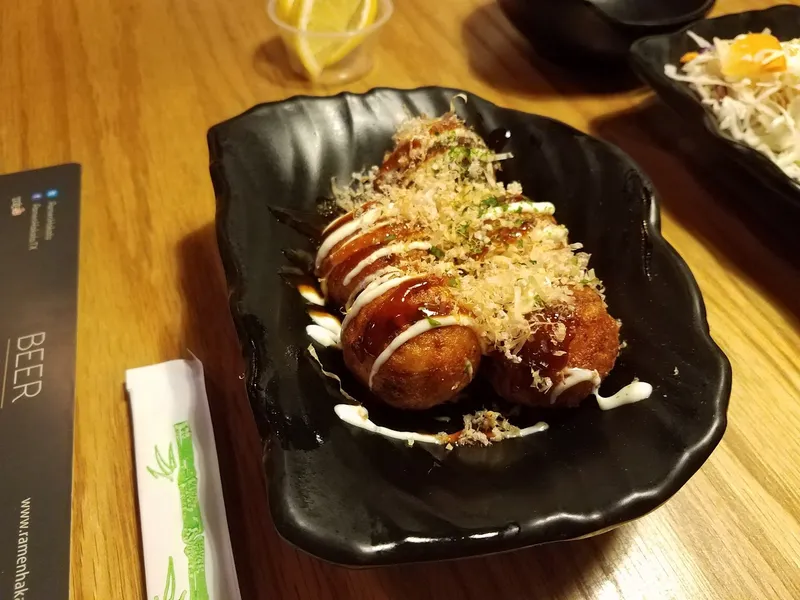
top-left (631, 5), bottom-right (800, 219)
top-left (208, 87), bottom-right (731, 566)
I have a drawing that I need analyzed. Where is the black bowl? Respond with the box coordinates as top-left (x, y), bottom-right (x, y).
top-left (631, 5), bottom-right (800, 226)
top-left (208, 87), bottom-right (731, 566)
top-left (500, 0), bottom-right (714, 65)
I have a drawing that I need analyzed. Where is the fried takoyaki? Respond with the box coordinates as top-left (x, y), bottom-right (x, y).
top-left (340, 276), bottom-right (482, 410)
top-left (485, 287), bottom-right (620, 407)
top-left (314, 111), bottom-right (620, 411)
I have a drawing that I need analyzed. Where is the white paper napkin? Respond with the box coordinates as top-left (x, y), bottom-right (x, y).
top-left (126, 357), bottom-right (242, 600)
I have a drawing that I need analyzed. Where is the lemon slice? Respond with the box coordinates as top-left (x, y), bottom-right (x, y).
top-left (276, 0), bottom-right (296, 20)
top-left (293, 0), bottom-right (378, 80)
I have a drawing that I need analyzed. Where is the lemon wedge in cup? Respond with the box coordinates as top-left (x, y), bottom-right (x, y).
top-left (276, 0), bottom-right (296, 20)
top-left (289, 0), bottom-right (379, 80)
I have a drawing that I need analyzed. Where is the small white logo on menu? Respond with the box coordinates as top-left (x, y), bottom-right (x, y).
top-left (11, 196), bottom-right (25, 216)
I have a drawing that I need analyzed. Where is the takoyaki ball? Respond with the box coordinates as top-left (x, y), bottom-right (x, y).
top-left (319, 225), bottom-right (426, 308)
top-left (341, 278), bottom-right (482, 410)
top-left (486, 287), bottom-right (620, 407)
top-left (377, 120), bottom-right (488, 188)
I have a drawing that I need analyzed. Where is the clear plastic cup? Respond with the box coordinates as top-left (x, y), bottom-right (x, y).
top-left (267, 0), bottom-right (394, 85)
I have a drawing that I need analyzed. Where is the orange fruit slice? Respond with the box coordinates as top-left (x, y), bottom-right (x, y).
top-left (722, 33), bottom-right (787, 79)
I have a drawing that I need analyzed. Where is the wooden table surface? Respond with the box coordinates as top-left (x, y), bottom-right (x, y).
top-left (2, 0), bottom-right (799, 597)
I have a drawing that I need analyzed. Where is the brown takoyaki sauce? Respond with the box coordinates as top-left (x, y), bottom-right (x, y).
top-left (353, 279), bottom-right (448, 359)
top-left (520, 312), bottom-right (576, 376)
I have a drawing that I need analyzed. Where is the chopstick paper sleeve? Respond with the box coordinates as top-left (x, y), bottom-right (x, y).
top-left (126, 357), bottom-right (242, 600)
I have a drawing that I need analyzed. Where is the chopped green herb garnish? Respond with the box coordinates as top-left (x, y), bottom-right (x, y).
top-left (429, 246), bottom-right (445, 260)
top-left (384, 233), bottom-right (397, 242)
top-left (468, 240), bottom-right (485, 254)
top-left (516, 239), bottom-right (524, 249)
top-left (530, 260), bottom-right (538, 265)
top-left (580, 278), bottom-right (591, 285)
top-left (456, 222), bottom-right (470, 238)
top-left (426, 316), bottom-right (442, 327)
top-left (447, 277), bottom-right (460, 288)
top-left (449, 147), bottom-right (469, 161)
top-left (477, 196), bottom-right (499, 217)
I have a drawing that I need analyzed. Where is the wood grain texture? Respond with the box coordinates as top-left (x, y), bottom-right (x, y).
top-left (1, 0), bottom-right (798, 598)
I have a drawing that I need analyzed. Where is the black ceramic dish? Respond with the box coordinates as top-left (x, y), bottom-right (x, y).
top-left (499, 0), bottom-right (715, 65)
top-left (209, 87), bottom-right (731, 566)
top-left (631, 5), bottom-right (800, 225)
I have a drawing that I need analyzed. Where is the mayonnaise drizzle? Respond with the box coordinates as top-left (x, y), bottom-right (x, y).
top-left (315, 207), bottom-right (381, 269)
top-left (308, 310), bottom-right (342, 337)
top-left (482, 201), bottom-right (556, 221)
top-left (334, 404), bottom-right (442, 444)
top-left (549, 367), bottom-right (653, 410)
top-left (341, 275), bottom-right (415, 332)
top-left (334, 404), bottom-right (549, 445)
top-left (321, 211), bottom-right (352, 236)
top-left (306, 325), bottom-right (339, 348)
top-left (297, 284), bottom-right (325, 306)
top-left (518, 422), bottom-right (550, 436)
top-left (596, 381), bottom-right (653, 411)
top-left (342, 241), bottom-right (432, 287)
top-left (550, 368), bottom-right (601, 404)
top-left (369, 315), bottom-right (475, 388)
top-left (345, 267), bottom-right (402, 309)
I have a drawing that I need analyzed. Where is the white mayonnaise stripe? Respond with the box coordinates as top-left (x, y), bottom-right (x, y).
top-left (321, 211), bottom-right (352, 236)
top-left (334, 403), bottom-right (549, 445)
top-left (341, 276), bottom-right (414, 332)
top-left (550, 367), bottom-right (653, 410)
top-left (342, 241), bottom-right (432, 287)
top-left (550, 368), bottom-right (601, 404)
top-left (368, 315), bottom-right (475, 388)
top-left (306, 325), bottom-right (340, 348)
top-left (308, 312), bottom-right (342, 337)
top-left (596, 381), bottom-right (653, 410)
top-left (518, 422), bottom-right (549, 437)
top-left (315, 208), bottom-right (381, 269)
top-left (334, 404), bottom-right (442, 444)
top-left (297, 284), bottom-right (325, 306)
top-left (482, 201), bottom-right (555, 221)
top-left (345, 267), bottom-right (401, 309)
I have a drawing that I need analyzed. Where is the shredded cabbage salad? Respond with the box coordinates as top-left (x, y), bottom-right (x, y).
top-left (665, 30), bottom-right (800, 182)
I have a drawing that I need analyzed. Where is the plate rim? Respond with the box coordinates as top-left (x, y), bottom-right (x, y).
top-left (208, 86), bottom-right (732, 565)
top-left (586, 0), bottom-right (715, 29)
top-left (630, 4), bottom-right (800, 200)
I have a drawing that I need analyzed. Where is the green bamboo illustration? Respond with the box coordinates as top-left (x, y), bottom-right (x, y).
top-left (155, 556), bottom-right (187, 600)
top-left (148, 422), bottom-right (209, 600)
top-left (174, 421), bottom-right (209, 600)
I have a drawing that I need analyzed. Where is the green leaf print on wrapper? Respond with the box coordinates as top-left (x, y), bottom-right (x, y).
top-left (155, 556), bottom-right (187, 600)
top-left (147, 443), bottom-right (177, 481)
top-left (175, 421), bottom-right (209, 600)
top-left (150, 421), bottom-right (208, 600)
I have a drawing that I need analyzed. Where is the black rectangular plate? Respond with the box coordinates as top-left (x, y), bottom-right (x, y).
top-left (209, 88), bottom-right (730, 566)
